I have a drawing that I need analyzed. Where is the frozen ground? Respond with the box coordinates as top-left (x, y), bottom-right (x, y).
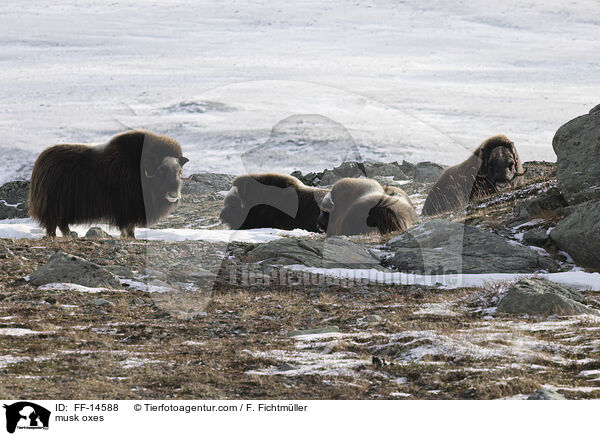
top-left (1, 0), bottom-right (599, 183)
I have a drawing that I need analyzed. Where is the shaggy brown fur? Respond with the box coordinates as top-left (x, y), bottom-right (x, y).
top-left (422, 134), bottom-right (525, 216)
top-left (29, 130), bottom-right (188, 238)
top-left (219, 173), bottom-right (329, 232)
top-left (318, 178), bottom-right (418, 236)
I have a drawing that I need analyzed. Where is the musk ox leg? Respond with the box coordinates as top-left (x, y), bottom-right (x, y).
top-left (120, 224), bottom-right (136, 239)
top-left (45, 226), bottom-right (57, 238)
top-left (59, 224), bottom-right (76, 238)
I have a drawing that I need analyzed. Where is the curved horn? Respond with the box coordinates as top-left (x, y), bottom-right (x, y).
top-left (181, 174), bottom-right (193, 181)
top-left (144, 169), bottom-right (156, 178)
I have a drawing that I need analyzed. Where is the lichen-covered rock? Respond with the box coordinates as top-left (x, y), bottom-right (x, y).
top-left (550, 200), bottom-right (600, 269)
top-left (385, 219), bottom-right (559, 274)
top-left (29, 251), bottom-right (120, 288)
top-left (84, 227), bottom-right (112, 239)
top-left (552, 104), bottom-right (600, 205)
top-left (497, 277), bottom-right (598, 316)
top-left (0, 180), bottom-right (29, 219)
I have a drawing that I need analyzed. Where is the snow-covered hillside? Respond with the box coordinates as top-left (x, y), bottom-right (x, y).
top-left (1, 0), bottom-right (599, 183)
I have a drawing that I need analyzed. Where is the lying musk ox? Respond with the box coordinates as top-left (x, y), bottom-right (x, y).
top-left (219, 173), bottom-right (329, 232)
top-left (422, 134), bottom-right (526, 216)
top-left (318, 178), bottom-right (418, 236)
top-left (29, 130), bottom-right (189, 238)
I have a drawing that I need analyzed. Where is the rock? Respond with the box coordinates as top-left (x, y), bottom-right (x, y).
top-left (84, 227), bottom-right (112, 239)
top-left (181, 173), bottom-right (236, 196)
top-left (497, 277), bottom-right (598, 316)
top-left (243, 237), bottom-right (382, 269)
top-left (513, 187), bottom-right (568, 219)
top-left (552, 105), bottom-right (600, 205)
top-left (363, 314), bottom-right (384, 323)
top-left (550, 200), bottom-right (600, 269)
top-left (414, 162), bottom-right (445, 183)
top-left (288, 326), bottom-right (340, 337)
top-left (527, 388), bottom-right (567, 400)
top-left (523, 228), bottom-right (549, 246)
top-left (0, 180), bottom-right (29, 219)
top-left (29, 252), bottom-right (121, 288)
top-left (294, 161), bottom-right (410, 187)
top-left (89, 298), bottom-right (115, 308)
top-left (131, 297), bottom-right (146, 306)
top-left (385, 219), bottom-right (559, 274)
top-left (278, 362), bottom-right (297, 371)
top-left (140, 267), bottom-right (168, 281)
top-left (104, 265), bottom-right (134, 279)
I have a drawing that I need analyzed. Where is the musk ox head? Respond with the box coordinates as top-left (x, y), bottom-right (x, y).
top-left (144, 155), bottom-right (190, 203)
top-left (139, 132), bottom-right (189, 223)
top-left (477, 134), bottom-right (526, 192)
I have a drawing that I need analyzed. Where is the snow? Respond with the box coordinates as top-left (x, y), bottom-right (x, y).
top-left (1, 0), bottom-right (599, 184)
top-left (37, 283), bottom-right (123, 293)
top-left (284, 265), bottom-right (600, 291)
top-left (0, 218), bottom-right (315, 243)
top-left (0, 328), bottom-right (52, 336)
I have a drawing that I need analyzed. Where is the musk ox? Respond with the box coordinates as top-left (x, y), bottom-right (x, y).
top-left (219, 173), bottom-right (329, 232)
top-left (422, 134), bottom-right (526, 216)
top-left (318, 178), bottom-right (418, 236)
top-left (29, 130), bottom-right (189, 238)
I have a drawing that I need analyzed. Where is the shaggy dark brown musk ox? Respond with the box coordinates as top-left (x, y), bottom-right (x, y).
top-left (422, 134), bottom-right (526, 216)
top-left (317, 178), bottom-right (418, 236)
top-left (219, 173), bottom-right (329, 232)
top-left (29, 130), bottom-right (189, 238)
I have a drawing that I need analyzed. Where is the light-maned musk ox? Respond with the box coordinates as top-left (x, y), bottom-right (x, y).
top-left (318, 178), bottom-right (418, 236)
top-left (219, 173), bottom-right (329, 232)
top-left (422, 134), bottom-right (526, 216)
top-left (29, 130), bottom-right (189, 238)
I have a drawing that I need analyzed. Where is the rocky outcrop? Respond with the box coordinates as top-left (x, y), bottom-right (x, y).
top-left (181, 172), bottom-right (236, 196)
top-left (527, 388), bottom-right (567, 400)
top-left (29, 251), bottom-right (121, 288)
top-left (0, 181), bottom-right (29, 219)
top-left (292, 161), bottom-right (413, 187)
top-left (385, 219), bottom-right (559, 274)
top-left (550, 200), bottom-right (600, 269)
top-left (497, 277), bottom-right (598, 316)
top-left (552, 104), bottom-right (600, 205)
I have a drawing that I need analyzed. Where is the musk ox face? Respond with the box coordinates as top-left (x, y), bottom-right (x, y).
top-left (482, 145), bottom-right (522, 191)
top-left (144, 155), bottom-right (189, 203)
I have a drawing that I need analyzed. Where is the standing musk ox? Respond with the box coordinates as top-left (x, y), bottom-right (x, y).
top-left (219, 173), bottom-right (329, 232)
top-left (422, 134), bottom-right (526, 216)
top-left (318, 178), bottom-right (418, 236)
top-left (29, 130), bottom-right (189, 238)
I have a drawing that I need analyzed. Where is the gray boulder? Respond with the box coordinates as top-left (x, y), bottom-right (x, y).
top-left (497, 277), bottom-right (598, 316)
top-left (84, 227), bottom-right (112, 239)
top-left (243, 237), bottom-right (382, 269)
top-left (385, 219), bottom-right (559, 274)
top-left (552, 104), bottom-right (600, 205)
top-left (0, 180), bottom-right (29, 219)
top-left (550, 200), bottom-right (600, 269)
top-left (523, 228), bottom-right (549, 246)
top-left (527, 388), bottom-right (567, 400)
top-left (29, 251), bottom-right (120, 288)
top-left (513, 187), bottom-right (568, 219)
top-left (181, 173), bottom-right (236, 196)
top-left (414, 162), bottom-right (445, 183)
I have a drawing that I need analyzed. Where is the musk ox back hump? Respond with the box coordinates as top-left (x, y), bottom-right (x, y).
top-left (29, 130), bottom-right (187, 237)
